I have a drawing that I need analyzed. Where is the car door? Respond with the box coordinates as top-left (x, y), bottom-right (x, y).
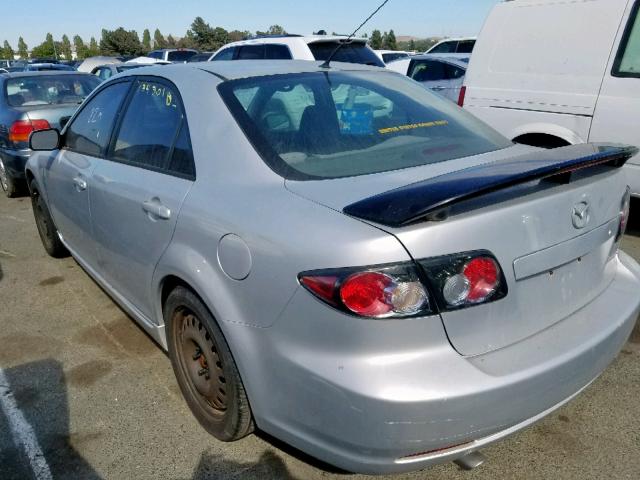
top-left (45, 80), bottom-right (131, 265)
top-left (408, 59), bottom-right (452, 97)
top-left (90, 78), bottom-right (195, 319)
top-left (590, 1), bottom-right (640, 174)
top-left (441, 62), bottom-right (466, 102)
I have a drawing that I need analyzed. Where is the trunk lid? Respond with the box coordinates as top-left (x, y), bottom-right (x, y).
top-left (286, 144), bottom-right (633, 356)
top-left (22, 103), bottom-right (79, 130)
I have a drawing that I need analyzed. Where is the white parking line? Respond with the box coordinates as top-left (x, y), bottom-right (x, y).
top-left (0, 368), bottom-right (52, 480)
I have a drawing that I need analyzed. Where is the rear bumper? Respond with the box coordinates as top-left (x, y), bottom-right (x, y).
top-left (0, 148), bottom-right (30, 180)
top-left (235, 251), bottom-right (640, 475)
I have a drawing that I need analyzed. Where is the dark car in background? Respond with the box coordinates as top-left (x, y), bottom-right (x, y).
top-left (0, 71), bottom-right (100, 196)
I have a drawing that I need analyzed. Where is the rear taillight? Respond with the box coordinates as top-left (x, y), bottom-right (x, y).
top-left (9, 119), bottom-right (50, 143)
top-left (457, 85), bottom-right (467, 107)
top-left (615, 186), bottom-right (631, 243)
top-left (299, 251), bottom-right (506, 319)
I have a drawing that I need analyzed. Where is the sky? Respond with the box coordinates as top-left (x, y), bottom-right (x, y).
top-left (3, 0), bottom-right (500, 48)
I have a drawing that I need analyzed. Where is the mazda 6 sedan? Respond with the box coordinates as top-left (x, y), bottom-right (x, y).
top-left (25, 60), bottom-right (640, 475)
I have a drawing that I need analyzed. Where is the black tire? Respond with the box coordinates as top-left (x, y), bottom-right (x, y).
top-left (0, 157), bottom-right (19, 198)
top-left (165, 286), bottom-right (254, 441)
top-left (30, 180), bottom-right (69, 258)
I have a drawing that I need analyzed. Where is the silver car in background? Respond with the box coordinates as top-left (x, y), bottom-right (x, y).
top-left (25, 61), bottom-right (640, 474)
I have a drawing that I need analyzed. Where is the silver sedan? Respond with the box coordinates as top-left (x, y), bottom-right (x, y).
top-left (25, 60), bottom-right (640, 475)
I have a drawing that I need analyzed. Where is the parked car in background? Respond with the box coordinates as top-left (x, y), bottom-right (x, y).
top-left (210, 34), bottom-right (385, 67)
top-left (388, 54), bottom-right (468, 102)
top-left (0, 71), bottom-right (100, 196)
top-left (23, 63), bottom-right (75, 72)
top-left (25, 60), bottom-right (640, 475)
top-left (462, 0), bottom-right (640, 197)
top-left (187, 52), bottom-right (215, 62)
top-left (91, 63), bottom-right (146, 81)
top-left (374, 49), bottom-right (411, 63)
top-left (77, 56), bottom-right (121, 73)
top-left (147, 48), bottom-right (198, 63)
top-left (0, 60), bottom-right (12, 69)
top-left (0, 68), bottom-right (7, 74)
top-left (426, 37), bottom-right (476, 54)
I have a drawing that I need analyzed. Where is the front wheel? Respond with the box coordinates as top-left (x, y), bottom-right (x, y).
top-left (165, 286), bottom-right (254, 441)
top-left (30, 181), bottom-right (69, 258)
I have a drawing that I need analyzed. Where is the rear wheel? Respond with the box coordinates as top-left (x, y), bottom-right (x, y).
top-left (0, 157), bottom-right (18, 198)
top-left (165, 286), bottom-right (254, 441)
top-left (30, 180), bottom-right (69, 258)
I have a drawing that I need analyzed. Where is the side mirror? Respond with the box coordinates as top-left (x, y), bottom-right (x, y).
top-left (29, 128), bottom-right (61, 151)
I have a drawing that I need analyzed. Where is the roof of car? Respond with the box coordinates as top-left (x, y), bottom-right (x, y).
top-left (223, 35), bottom-right (368, 49)
top-left (409, 54), bottom-right (470, 68)
top-left (123, 59), bottom-right (386, 82)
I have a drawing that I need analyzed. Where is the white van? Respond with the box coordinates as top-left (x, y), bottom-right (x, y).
top-left (462, 0), bottom-right (640, 195)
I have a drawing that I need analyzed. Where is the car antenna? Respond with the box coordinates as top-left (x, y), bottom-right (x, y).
top-left (320, 0), bottom-right (391, 69)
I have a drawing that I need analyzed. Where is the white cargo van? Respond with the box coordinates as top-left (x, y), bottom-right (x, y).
top-left (462, 0), bottom-right (640, 195)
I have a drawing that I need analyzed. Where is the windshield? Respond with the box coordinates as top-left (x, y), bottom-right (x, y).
top-left (167, 50), bottom-right (197, 62)
top-left (219, 71), bottom-right (511, 180)
top-left (308, 42), bottom-right (385, 67)
top-left (5, 75), bottom-right (100, 107)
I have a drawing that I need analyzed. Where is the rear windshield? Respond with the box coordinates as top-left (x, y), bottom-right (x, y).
top-left (116, 65), bottom-right (144, 73)
top-left (5, 75), bottom-right (100, 107)
top-left (167, 50), bottom-right (197, 62)
top-left (219, 71), bottom-right (511, 180)
top-left (308, 42), bottom-right (385, 67)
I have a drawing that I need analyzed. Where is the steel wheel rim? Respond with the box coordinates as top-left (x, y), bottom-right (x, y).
top-left (175, 309), bottom-right (228, 414)
top-left (33, 194), bottom-right (53, 242)
top-left (0, 158), bottom-right (8, 192)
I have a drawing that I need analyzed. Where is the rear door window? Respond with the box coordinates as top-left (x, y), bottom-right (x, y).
top-left (65, 81), bottom-right (130, 157)
top-left (265, 44), bottom-right (292, 59)
top-left (456, 40), bottom-right (475, 54)
top-left (237, 45), bottom-right (265, 60)
top-left (430, 41), bottom-right (457, 54)
top-left (308, 42), bottom-right (385, 67)
top-left (409, 60), bottom-right (447, 82)
top-left (614, 2), bottom-right (640, 76)
top-left (212, 47), bottom-right (235, 61)
top-left (110, 79), bottom-right (194, 177)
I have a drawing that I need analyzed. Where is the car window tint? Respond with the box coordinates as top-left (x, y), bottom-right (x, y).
top-left (167, 50), bottom-right (197, 62)
top-left (456, 40), bottom-right (475, 54)
top-left (616, 4), bottom-right (640, 75)
top-left (443, 64), bottom-right (465, 79)
top-left (99, 68), bottom-right (112, 81)
top-left (147, 51), bottom-right (162, 59)
top-left (410, 60), bottom-right (447, 82)
top-left (308, 42), bottom-right (385, 67)
top-left (168, 123), bottom-right (195, 177)
top-left (112, 80), bottom-right (182, 170)
top-left (430, 41), bottom-right (456, 53)
top-left (65, 81), bottom-right (130, 157)
top-left (265, 44), bottom-right (292, 59)
top-left (213, 47), bottom-right (235, 61)
top-left (220, 71), bottom-right (511, 180)
top-left (237, 45), bottom-right (265, 60)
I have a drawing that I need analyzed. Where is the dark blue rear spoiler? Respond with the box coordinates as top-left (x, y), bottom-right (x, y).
top-left (343, 144), bottom-right (637, 228)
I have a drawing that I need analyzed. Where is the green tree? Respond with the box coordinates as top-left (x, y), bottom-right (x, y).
top-left (17, 37), bottom-right (28, 59)
top-left (3, 40), bottom-right (14, 59)
top-left (153, 28), bottom-right (167, 49)
top-left (87, 37), bottom-right (100, 56)
top-left (369, 29), bottom-right (383, 49)
top-left (256, 25), bottom-right (287, 36)
top-left (383, 29), bottom-right (397, 50)
top-left (142, 29), bottom-right (151, 51)
top-left (31, 33), bottom-right (57, 59)
top-left (177, 30), bottom-right (197, 49)
top-left (166, 34), bottom-right (177, 47)
top-left (100, 28), bottom-right (143, 56)
top-left (408, 39), bottom-right (416, 51)
top-left (61, 34), bottom-right (72, 60)
top-left (73, 35), bottom-right (87, 59)
top-left (227, 30), bottom-right (249, 43)
top-left (188, 17), bottom-right (229, 51)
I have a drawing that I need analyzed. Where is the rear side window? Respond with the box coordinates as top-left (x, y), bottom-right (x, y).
top-left (167, 50), bottom-right (197, 62)
top-left (219, 71), bottom-right (511, 180)
top-left (266, 44), bottom-right (292, 59)
top-left (409, 60), bottom-right (446, 81)
top-left (110, 79), bottom-right (194, 177)
top-left (237, 45), bottom-right (264, 60)
top-left (614, 2), bottom-right (640, 77)
top-left (308, 42), bottom-right (385, 67)
top-left (147, 51), bottom-right (162, 59)
top-left (65, 81), bottom-right (130, 157)
top-left (456, 40), bottom-right (475, 54)
top-left (429, 41), bottom-right (457, 54)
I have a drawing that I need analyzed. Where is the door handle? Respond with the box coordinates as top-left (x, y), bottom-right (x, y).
top-left (142, 199), bottom-right (171, 220)
top-left (72, 176), bottom-right (87, 191)
top-left (431, 86), bottom-right (446, 91)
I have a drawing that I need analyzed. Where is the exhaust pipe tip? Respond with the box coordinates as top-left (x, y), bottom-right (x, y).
top-left (454, 451), bottom-right (486, 470)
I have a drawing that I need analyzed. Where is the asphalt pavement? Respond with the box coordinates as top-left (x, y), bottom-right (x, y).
top-left (1, 192), bottom-right (639, 480)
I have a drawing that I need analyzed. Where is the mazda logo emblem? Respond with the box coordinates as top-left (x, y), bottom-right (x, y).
top-left (572, 201), bottom-right (590, 229)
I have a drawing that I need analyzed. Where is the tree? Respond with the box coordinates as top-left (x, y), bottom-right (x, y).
top-left (369, 29), bottom-right (383, 49)
top-left (153, 28), bottom-right (167, 49)
top-left (87, 37), bottom-right (100, 57)
top-left (408, 39), bottom-right (416, 51)
top-left (31, 33), bottom-right (57, 59)
top-left (73, 35), bottom-right (87, 59)
top-left (0, 41), bottom-right (13, 59)
top-left (256, 25), bottom-right (286, 36)
top-left (177, 30), bottom-right (197, 49)
top-left (17, 37), bottom-right (28, 59)
top-left (61, 34), bottom-right (72, 60)
top-left (187, 17), bottom-right (229, 51)
top-left (383, 29), bottom-right (397, 50)
top-left (142, 29), bottom-right (151, 51)
top-left (227, 30), bottom-right (250, 43)
top-left (100, 27), bottom-right (143, 56)
top-left (166, 34), bottom-right (177, 47)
